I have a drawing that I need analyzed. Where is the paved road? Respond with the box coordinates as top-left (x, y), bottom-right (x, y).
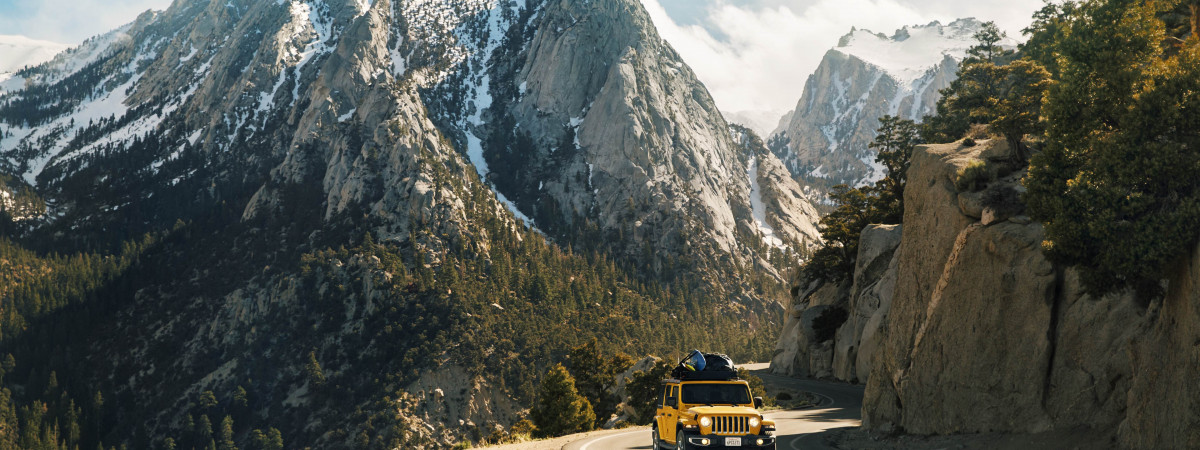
top-left (565, 365), bottom-right (864, 450)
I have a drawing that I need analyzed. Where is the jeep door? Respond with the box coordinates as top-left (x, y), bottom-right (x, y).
top-left (656, 384), bottom-right (679, 443)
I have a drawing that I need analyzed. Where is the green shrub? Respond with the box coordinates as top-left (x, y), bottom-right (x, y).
top-left (530, 364), bottom-right (595, 438)
top-left (955, 160), bottom-right (993, 192)
top-left (735, 368), bottom-right (774, 407)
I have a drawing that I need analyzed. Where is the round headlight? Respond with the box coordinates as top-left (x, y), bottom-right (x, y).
top-left (699, 417), bottom-right (711, 427)
top-left (749, 417), bottom-right (761, 428)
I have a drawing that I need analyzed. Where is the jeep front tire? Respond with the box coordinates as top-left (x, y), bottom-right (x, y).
top-left (676, 430), bottom-right (691, 450)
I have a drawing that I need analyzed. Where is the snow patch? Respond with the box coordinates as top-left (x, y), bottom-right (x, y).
top-left (495, 190), bottom-right (537, 230)
top-left (179, 45), bottom-right (198, 63)
top-left (749, 156), bottom-right (784, 249)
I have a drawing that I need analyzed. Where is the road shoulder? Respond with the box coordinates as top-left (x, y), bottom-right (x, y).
top-left (477, 426), bottom-right (649, 450)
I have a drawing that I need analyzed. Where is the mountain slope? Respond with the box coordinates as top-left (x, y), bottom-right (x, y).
top-left (487, 0), bottom-right (819, 291)
top-left (0, 0), bottom-right (820, 448)
top-left (769, 18), bottom-right (1014, 190)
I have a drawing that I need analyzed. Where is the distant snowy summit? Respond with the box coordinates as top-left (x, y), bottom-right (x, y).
top-left (0, 35), bottom-right (68, 74)
top-left (833, 18), bottom-right (1015, 86)
top-left (769, 18), bottom-right (1015, 191)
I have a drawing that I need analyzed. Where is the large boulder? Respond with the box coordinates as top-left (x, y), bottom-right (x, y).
top-left (889, 220), bottom-right (1057, 434)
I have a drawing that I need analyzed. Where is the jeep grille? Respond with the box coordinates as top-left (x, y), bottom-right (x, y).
top-left (710, 416), bottom-right (749, 435)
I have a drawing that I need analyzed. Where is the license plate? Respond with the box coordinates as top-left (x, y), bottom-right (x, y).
top-left (725, 437), bottom-right (742, 446)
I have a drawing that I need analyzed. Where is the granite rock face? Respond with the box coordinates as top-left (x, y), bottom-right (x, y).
top-left (494, 0), bottom-right (822, 290)
top-left (828, 139), bottom-right (1196, 448)
top-left (769, 224), bottom-right (899, 383)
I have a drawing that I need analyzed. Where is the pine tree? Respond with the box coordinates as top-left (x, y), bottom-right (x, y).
top-left (530, 363), bottom-right (595, 438)
top-left (990, 60), bottom-right (1052, 163)
top-left (867, 115), bottom-right (922, 222)
top-left (966, 21), bottom-right (1015, 64)
top-left (218, 415), bottom-right (237, 450)
top-left (922, 21), bottom-right (1017, 142)
top-left (306, 350), bottom-right (326, 388)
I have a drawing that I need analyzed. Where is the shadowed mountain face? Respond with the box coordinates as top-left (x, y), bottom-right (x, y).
top-left (0, 0), bottom-right (821, 447)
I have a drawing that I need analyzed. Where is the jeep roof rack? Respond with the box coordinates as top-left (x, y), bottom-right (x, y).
top-left (679, 370), bottom-right (739, 381)
top-left (661, 372), bottom-right (741, 383)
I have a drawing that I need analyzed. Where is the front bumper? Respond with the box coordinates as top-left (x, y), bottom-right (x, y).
top-left (685, 434), bottom-right (776, 448)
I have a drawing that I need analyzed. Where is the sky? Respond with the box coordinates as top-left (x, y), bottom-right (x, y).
top-left (642, 0), bottom-right (1047, 128)
top-left (0, 0), bottom-right (173, 45)
top-left (0, 0), bottom-right (1047, 130)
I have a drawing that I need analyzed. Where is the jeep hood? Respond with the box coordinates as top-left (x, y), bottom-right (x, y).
top-left (686, 406), bottom-right (757, 415)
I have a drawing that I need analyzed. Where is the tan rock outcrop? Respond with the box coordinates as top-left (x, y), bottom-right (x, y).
top-left (1120, 242), bottom-right (1200, 448)
top-left (770, 280), bottom-right (847, 377)
top-left (855, 139), bottom-right (1200, 448)
top-left (833, 224), bottom-right (901, 383)
top-left (770, 224), bottom-right (900, 381)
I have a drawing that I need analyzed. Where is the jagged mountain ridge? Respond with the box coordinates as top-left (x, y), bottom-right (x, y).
top-left (769, 18), bottom-right (1015, 190)
top-left (0, 0), bottom-right (821, 447)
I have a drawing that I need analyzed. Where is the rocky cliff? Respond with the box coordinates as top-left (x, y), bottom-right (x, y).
top-left (770, 223), bottom-right (899, 382)
top-left (774, 138), bottom-right (1200, 447)
top-left (769, 19), bottom-right (1009, 190)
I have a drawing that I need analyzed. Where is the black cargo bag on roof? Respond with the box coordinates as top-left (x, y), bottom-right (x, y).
top-left (671, 351), bottom-right (737, 379)
top-left (704, 353), bottom-right (735, 372)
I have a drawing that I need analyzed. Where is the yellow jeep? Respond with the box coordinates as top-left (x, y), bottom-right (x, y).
top-left (652, 375), bottom-right (777, 449)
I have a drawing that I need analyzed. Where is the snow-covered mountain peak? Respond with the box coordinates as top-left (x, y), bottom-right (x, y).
top-left (833, 17), bottom-right (1012, 85)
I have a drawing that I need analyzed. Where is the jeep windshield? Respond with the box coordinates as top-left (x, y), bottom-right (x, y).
top-left (681, 384), bottom-right (751, 405)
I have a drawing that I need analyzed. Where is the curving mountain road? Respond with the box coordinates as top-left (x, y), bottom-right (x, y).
top-left (565, 365), bottom-right (864, 450)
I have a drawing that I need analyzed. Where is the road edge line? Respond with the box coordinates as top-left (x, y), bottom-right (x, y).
top-left (575, 429), bottom-right (646, 450)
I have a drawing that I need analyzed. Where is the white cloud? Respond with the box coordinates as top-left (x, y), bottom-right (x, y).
top-left (640, 0), bottom-right (1046, 133)
top-left (0, 0), bottom-right (173, 46)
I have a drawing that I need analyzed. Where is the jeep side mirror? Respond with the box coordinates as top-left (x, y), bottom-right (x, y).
top-left (666, 397), bottom-right (677, 408)
top-left (753, 397), bottom-right (764, 408)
